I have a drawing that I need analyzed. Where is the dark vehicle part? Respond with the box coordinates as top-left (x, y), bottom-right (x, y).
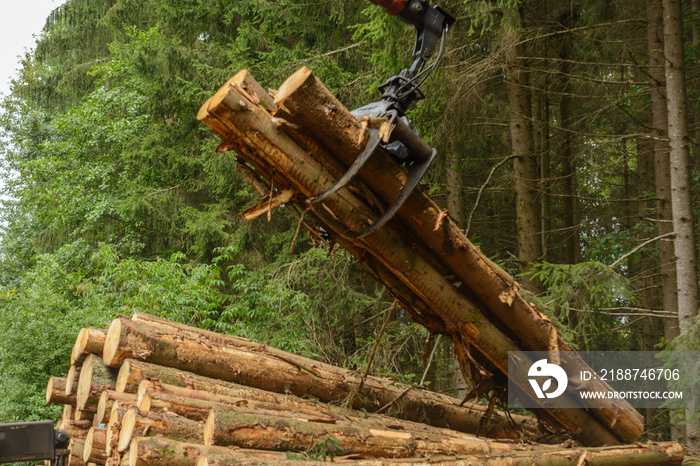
top-left (0, 421), bottom-right (70, 465)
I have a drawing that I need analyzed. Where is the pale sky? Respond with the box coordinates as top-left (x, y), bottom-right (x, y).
top-left (1, 0), bottom-right (68, 99)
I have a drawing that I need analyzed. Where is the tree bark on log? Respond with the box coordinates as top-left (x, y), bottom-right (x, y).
top-left (47, 377), bottom-right (77, 406)
top-left (105, 318), bottom-right (544, 441)
top-left (128, 436), bottom-right (247, 466)
top-left (118, 408), bottom-right (204, 452)
top-left (200, 71), bottom-right (627, 446)
top-left (72, 327), bottom-right (108, 365)
top-left (198, 443), bottom-right (683, 465)
top-left (204, 408), bottom-right (513, 458)
top-left (78, 354), bottom-right (117, 411)
top-left (138, 388), bottom-right (337, 424)
top-left (136, 378), bottom-right (511, 441)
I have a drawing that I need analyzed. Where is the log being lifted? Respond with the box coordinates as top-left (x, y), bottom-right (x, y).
top-left (105, 317), bottom-right (543, 440)
top-left (198, 68), bottom-right (643, 445)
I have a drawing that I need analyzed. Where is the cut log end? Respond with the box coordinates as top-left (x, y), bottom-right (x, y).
top-left (115, 359), bottom-right (132, 392)
top-left (83, 427), bottom-right (107, 463)
top-left (204, 410), bottom-right (216, 446)
top-left (66, 365), bottom-right (80, 396)
top-left (95, 391), bottom-right (109, 426)
top-left (137, 379), bottom-right (157, 405)
top-left (46, 376), bottom-right (67, 404)
top-left (76, 355), bottom-right (95, 410)
top-left (128, 438), bottom-right (140, 466)
top-left (273, 66), bottom-right (313, 108)
top-left (197, 97), bottom-right (214, 122)
top-left (71, 328), bottom-right (89, 365)
top-left (138, 393), bottom-right (152, 412)
top-left (103, 318), bottom-right (122, 367)
top-left (118, 408), bottom-right (137, 452)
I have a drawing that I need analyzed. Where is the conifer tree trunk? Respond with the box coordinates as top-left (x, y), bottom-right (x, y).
top-left (647, 0), bottom-right (681, 356)
top-left (505, 8), bottom-right (544, 293)
top-left (558, 43), bottom-right (580, 266)
top-left (663, 0), bottom-right (700, 446)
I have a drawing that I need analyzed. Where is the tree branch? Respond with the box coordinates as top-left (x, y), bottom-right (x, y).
top-left (609, 232), bottom-right (676, 269)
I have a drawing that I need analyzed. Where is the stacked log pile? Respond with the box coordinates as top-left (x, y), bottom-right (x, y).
top-left (47, 314), bottom-right (684, 465)
top-left (196, 67), bottom-right (645, 446)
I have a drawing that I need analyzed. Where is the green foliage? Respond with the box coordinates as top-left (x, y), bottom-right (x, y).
top-left (0, 241), bottom-right (110, 422)
top-left (529, 261), bottom-right (637, 350)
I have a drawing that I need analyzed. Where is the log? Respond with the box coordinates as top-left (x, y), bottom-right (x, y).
top-left (73, 407), bottom-right (94, 422)
top-left (62, 420), bottom-right (92, 441)
top-left (273, 65), bottom-right (644, 445)
top-left (77, 354), bottom-right (117, 411)
top-left (72, 327), bottom-right (108, 365)
top-left (200, 74), bottom-right (621, 446)
top-left (138, 388), bottom-right (336, 423)
top-left (197, 443), bottom-right (683, 465)
top-left (204, 408), bottom-right (513, 458)
top-left (118, 359), bottom-right (293, 405)
top-left (83, 427), bottom-right (108, 463)
top-left (105, 318), bottom-right (543, 441)
top-left (68, 438), bottom-right (86, 466)
top-left (106, 407), bottom-right (129, 455)
top-left (118, 408), bottom-right (204, 452)
top-left (47, 377), bottom-right (76, 406)
top-left (95, 390), bottom-right (137, 426)
top-left (63, 404), bottom-right (74, 423)
top-left (137, 378), bottom-right (537, 447)
top-left (66, 365), bottom-right (81, 396)
top-left (196, 455), bottom-right (309, 466)
top-left (128, 436), bottom-right (250, 466)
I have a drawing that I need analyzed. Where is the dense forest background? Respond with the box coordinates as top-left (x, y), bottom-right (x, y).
top-left (0, 0), bottom-right (698, 448)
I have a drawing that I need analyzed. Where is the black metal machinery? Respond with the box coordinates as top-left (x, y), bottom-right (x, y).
top-left (311, 0), bottom-right (455, 239)
top-left (0, 421), bottom-right (70, 465)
